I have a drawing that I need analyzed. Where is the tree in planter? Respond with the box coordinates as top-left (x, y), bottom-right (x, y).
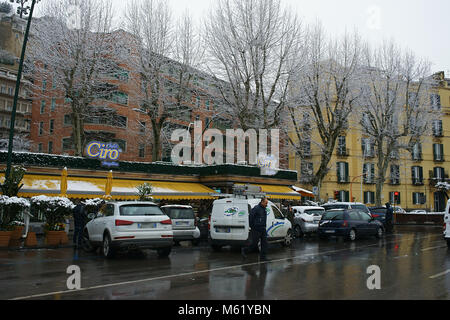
top-left (30, 196), bottom-right (75, 231)
top-left (0, 196), bottom-right (29, 230)
top-left (136, 183), bottom-right (153, 201)
top-left (83, 198), bottom-right (106, 214)
top-left (1, 165), bottom-right (26, 197)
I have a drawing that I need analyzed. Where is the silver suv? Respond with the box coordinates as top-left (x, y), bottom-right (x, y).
top-left (160, 205), bottom-right (201, 245)
top-left (292, 206), bottom-right (325, 237)
top-left (322, 202), bottom-right (370, 214)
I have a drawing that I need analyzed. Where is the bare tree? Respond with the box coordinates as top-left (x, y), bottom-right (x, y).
top-left (288, 24), bottom-right (363, 194)
top-left (204, 0), bottom-right (303, 131)
top-left (358, 40), bottom-right (440, 206)
top-left (125, 0), bottom-right (205, 161)
top-left (28, 0), bottom-right (117, 156)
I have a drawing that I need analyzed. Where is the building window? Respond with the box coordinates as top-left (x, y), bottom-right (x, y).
top-left (362, 138), bottom-right (374, 157)
top-left (364, 191), bottom-right (375, 204)
top-left (64, 114), bottom-right (72, 125)
top-left (106, 91), bottom-right (128, 105)
top-left (433, 167), bottom-right (445, 182)
top-left (40, 100), bottom-right (46, 114)
top-left (48, 141), bottom-right (53, 154)
top-left (39, 122), bottom-right (44, 135)
top-left (49, 119), bottom-right (54, 134)
top-left (300, 162), bottom-right (314, 183)
top-left (432, 120), bottom-right (443, 137)
top-left (390, 165), bottom-right (400, 185)
top-left (433, 144), bottom-right (444, 162)
top-left (205, 100), bottom-right (210, 110)
top-left (411, 166), bottom-right (423, 185)
top-left (412, 142), bottom-right (422, 161)
top-left (62, 137), bottom-right (73, 151)
top-left (363, 163), bottom-right (375, 184)
top-left (42, 80), bottom-right (47, 92)
top-left (196, 96), bottom-right (201, 108)
top-left (8, 87), bottom-right (13, 95)
top-left (337, 136), bottom-right (347, 156)
top-left (302, 139), bottom-right (311, 158)
top-left (139, 144), bottom-right (145, 158)
top-left (338, 190), bottom-right (350, 202)
top-left (389, 192), bottom-right (401, 204)
top-left (337, 162), bottom-right (349, 183)
top-left (51, 98), bottom-right (56, 112)
top-left (413, 192), bottom-right (426, 205)
top-left (38, 143), bottom-right (43, 153)
top-left (139, 121), bottom-right (146, 134)
top-left (6, 100), bottom-right (12, 111)
top-left (430, 94), bottom-right (441, 110)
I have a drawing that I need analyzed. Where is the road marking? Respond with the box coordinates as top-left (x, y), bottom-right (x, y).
top-left (430, 270), bottom-right (450, 279)
top-left (421, 245), bottom-right (447, 251)
top-left (9, 234), bottom-right (443, 300)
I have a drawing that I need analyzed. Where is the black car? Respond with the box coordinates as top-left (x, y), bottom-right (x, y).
top-left (318, 209), bottom-right (384, 241)
top-left (368, 207), bottom-right (387, 226)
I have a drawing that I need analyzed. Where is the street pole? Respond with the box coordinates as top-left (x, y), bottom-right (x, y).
top-left (4, 0), bottom-right (38, 181)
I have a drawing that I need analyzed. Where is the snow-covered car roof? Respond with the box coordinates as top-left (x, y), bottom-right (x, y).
top-left (111, 201), bottom-right (158, 206)
top-left (292, 206), bottom-right (325, 211)
top-left (161, 205), bottom-right (193, 209)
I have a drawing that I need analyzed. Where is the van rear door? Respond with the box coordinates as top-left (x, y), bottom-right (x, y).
top-left (211, 199), bottom-right (249, 241)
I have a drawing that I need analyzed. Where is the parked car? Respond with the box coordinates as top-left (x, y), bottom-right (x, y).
top-left (160, 205), bottom-right (201, 245)
top-left (443, 199), bottom-right (450, 247)
top-left (409, 210), bottom-right (427, 214)
top-left (393, 206), bottom-right (406, 214)
top-left (321, 202), bottom-right (370, 214)
top-left (368, 207), bottom-right (387, 226)
top-left (291, 206), bottom-right (325, 237)
top-left (82, 201), bottom-right (173, 258)
top-left (318, 209), bottom-right (384, 241)
top-left (209, 197), bottom-right (294, 251)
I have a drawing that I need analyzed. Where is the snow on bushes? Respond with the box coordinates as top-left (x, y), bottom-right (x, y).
top-left (30, 196), bottom-right (75, 231)
top-left (0, 196), bottom-right (30, 230)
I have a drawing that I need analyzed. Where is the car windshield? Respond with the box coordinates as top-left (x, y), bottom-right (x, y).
top-left (119, 204), bottom-right (164, 216)
top-left (322, 204), bottom-right (348, 211)
top-left (305, 209), bottom-right (325, 216)
top-left (322, 211), bottom-right (345, 220)
top-left (164, 207), bottom-right (195, 219)
top-left (351, 205), bottom-right (369, 213)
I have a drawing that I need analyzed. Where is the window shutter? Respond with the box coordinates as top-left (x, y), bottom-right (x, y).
top-left (364, 192), bottom-right (368, 204)
top-left (362, 139), bottom-right (366, 155)
top-left (371, 164), bottom-right (375, 183)
top-left (419, 167), bottom-right (423, 182)
top-left (337, 163), bottom-right (341, 182)
top-left (345, 163), bottom-right (349, 182)
top-left (411, 167), bottom-right (415, 183)
top-left (440, 144), bottom-right (444, 160)
top-left (398, 192), bottom-right (401, 204)
top-left (345, 191), bottom-right (350, 202)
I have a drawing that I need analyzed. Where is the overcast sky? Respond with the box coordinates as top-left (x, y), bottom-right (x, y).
top-left (106, 0), bottom-right (449, 74)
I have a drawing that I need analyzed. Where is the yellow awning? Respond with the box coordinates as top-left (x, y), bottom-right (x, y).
top-left (110, 179), bottom-right (218, 200)
top-left (237, 183), bottom-right (302, 200)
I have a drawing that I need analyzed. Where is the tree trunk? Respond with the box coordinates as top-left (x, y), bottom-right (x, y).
top-left (151, 120), bottom-right (162, 162)
top-left (72, 111), bottom-right (84, 157)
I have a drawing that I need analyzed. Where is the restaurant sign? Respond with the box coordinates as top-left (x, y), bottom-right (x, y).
top-left (85, 141), bottom-right (122, 167)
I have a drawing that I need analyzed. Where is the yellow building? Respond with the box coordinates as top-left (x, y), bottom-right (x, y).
top-left (289, 71), bottom-right (450, 212)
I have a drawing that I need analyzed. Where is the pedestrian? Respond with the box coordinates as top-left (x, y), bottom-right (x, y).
top-left (242, 197), bottom-right (270, 262)
top-left (385, 202), bottom-right (394, 234)
top-left (72, 199), bottom-right (87, 248)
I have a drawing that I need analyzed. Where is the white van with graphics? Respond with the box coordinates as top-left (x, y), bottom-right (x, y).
top-left (209, 197), bottom-right (294, 251)
top-left (443, 199), bottom-right (450, 247)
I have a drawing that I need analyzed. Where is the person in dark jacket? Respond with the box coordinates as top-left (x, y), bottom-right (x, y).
top-left (385, 202), bottom-right (394, 233)
top-left (72, 200), bottom-right (87, 248)
top-left (242, 197), bottom-right (270, 261)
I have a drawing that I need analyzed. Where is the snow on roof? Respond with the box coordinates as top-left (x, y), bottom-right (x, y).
top-left (161, 205), bottom-right (193, 209)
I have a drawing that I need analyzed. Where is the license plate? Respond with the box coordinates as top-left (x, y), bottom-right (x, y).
top-left (325, 230), bottom-right (335, 234)
top-left (216, 228), bottom-right (231, 233)
top-left (176, 221), bottom-right (189, 225)
top-left (138, 223), bottom-right (157, 229)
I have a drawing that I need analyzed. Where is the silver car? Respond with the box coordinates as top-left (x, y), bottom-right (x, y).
top-left (160, 205), bottom-right (201, 245)
top-left (292, 206), bottom-right (325, 237)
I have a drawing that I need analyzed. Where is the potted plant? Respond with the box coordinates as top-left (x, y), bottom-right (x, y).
top-left (0, 196), bottom-right (30, 247)
top-left (136, 183), bottom-right (153, 201)
top-left (31, 196), bottom-right (75, 245)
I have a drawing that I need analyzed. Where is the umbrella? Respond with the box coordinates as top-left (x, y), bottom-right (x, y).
top-left (60, 167), bottom-right (68, 196)
top-left (105, 170), bottom-right (113, 197)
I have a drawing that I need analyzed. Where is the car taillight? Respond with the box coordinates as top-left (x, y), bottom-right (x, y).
top-left (208, 215), bottom-right (211, 230)
top-left (115, 219), bottom-right (134, 226)
top-left (372, 214), bottom-right (380, 218)
top-left (444, 223), bottom-right (447, 232)
top-left (342, 220), bottom-right (348, 227)
top-left (160, 219), bottom-right (172, 225)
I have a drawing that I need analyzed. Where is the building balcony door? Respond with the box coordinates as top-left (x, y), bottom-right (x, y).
top-left (434, 192), bottom-right (446, 212)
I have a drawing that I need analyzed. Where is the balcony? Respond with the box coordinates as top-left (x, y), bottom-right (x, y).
top-left (337, 147), bottom-right (349, 157)
top-left (412, 178), bottom-right (424, 186)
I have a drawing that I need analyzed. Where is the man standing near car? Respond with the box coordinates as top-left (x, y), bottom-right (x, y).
top-left (72, 200), bottom-right (87, 249)
top-left (242, 197), bottom-right (270, 262)
top-left (385, 202), bottom-right (394, 234)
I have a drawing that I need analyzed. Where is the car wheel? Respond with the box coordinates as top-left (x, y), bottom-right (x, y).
top-left (212, 245), bottom-right (222, 252)
top-left (295, 225), bottom-right (303, 238)
top-left (157, 247), bottom-right (171, 258)
top-left (375, 227), bottom-right (384, 239)
top-left (282, 229), bottom-right (294, 247)
top-left (103, 233), bottom-right (115, 258)
top-left (347, 229), bottom-right (357, 241)
top-left (81, 230), bottom-right (97, 253)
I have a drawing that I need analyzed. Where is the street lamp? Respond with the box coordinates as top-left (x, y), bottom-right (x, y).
top-left (4, 0), bottom-right (40, 184)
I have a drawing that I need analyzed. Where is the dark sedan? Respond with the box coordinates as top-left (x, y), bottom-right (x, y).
top-left (318, 209), bottom-right (384, 241)
top-left (368, 207), bottom-right (388, 226)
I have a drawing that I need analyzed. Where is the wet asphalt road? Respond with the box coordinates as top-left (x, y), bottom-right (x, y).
top-left (1, 225), bottom-right (450, 300)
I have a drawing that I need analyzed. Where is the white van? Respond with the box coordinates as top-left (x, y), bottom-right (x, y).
top-left (443, 199), bottom-right (450, 247)
top-left (209, 198), bottom-right (294, 251)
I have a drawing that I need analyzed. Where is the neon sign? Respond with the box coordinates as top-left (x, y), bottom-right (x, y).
top-left (85, 141), bottom-right (122, 167)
